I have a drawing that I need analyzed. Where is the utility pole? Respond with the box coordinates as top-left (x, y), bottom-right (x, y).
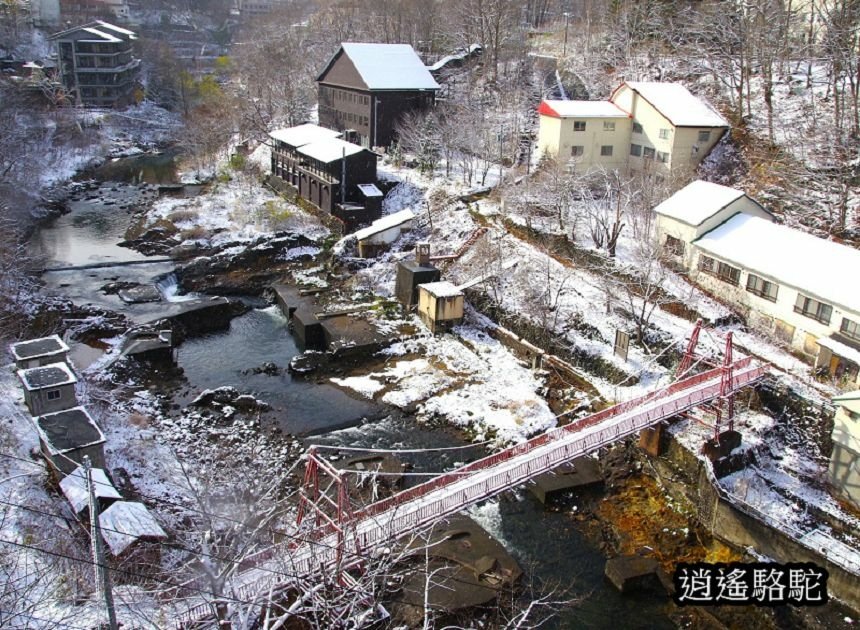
top-left (341, 146), bottom-right (346, 205)
top-left (563, 12), bottom-right (570, 57)
top-left (85, 456), bottom-right (118, 630)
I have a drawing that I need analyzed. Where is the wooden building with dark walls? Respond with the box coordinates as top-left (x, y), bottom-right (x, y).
top-left (269, 124), bottom-right (380, 227)
top-left (317, 43), bottom-right (440, 148)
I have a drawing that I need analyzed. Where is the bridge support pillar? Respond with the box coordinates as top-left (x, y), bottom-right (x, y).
top-left (638, 423), bottom-right (666, 457)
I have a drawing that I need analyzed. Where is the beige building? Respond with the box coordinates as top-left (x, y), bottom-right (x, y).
top-left (537, 81), bottom-right (728, 175)
top-left (417, 282), bottom-right (464, 334)
top-left (830, 392), bottom-right (860, 507)
top-left (657, 180), bottom-right (860, 385)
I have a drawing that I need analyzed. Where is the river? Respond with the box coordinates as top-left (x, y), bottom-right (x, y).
top-left (31, 156), bottom-right (676, 628)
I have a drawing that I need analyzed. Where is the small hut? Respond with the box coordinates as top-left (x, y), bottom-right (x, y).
top-left (17, 362), bottom-right (78, 416)
top-left (99, 501), bottom-right (168, 563)
top-left (59, 466), bottom-right (122, 520)
top-left (9, 335), bottom-right (70, 369)
top-left (34, 407), bottom-right (107, 475)
top-left (417, 281), bottom-right (464, 333)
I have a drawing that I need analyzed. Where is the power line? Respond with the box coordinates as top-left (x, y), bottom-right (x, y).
top-left (0, 536), bottom-right (258, 607)
top-left (0, 609), bottom-right (89, 630)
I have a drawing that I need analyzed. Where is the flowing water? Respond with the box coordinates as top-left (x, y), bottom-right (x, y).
top-left (311, 416), bottom-right (675, 629)
top-left (33, 163), bottom-right (675, 628)
top-left (175, 306), bottom-right (380, 435)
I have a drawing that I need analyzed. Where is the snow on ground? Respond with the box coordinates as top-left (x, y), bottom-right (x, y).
top-left (332, 323), bottom-right (556, 444)
top-left (146, 170), bottom-right (329, 249)
top-left (670, 407), bottom-right (860, 575)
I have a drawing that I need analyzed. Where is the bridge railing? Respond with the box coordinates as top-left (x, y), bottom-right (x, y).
top-left (353, 358), bottom-right (757, 525)
top-left (177, 359), bottom-right (766, 627)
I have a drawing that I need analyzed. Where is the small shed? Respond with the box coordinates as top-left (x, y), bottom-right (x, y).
top-left (395, 243), bottom-right (441, 308)
top-left (353, 209), bottom-right (415, 258)
top-left (10, 335), bottom-right (70, 369)
top-left (417, 281), bottom-right (464, 334)
top-left (59, 466), bottom-right (122, 519)
top-left (34, 406), bottom-right (107, 475)
top-left (17, 362), bottom-right (78, 416)
top-left (99, 501), bottom-right (168, 559)
top-left (357, 183), bottom-right (384, 215)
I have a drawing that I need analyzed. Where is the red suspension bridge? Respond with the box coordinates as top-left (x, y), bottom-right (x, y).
top-left (178, 325), bottom-right (768, 627)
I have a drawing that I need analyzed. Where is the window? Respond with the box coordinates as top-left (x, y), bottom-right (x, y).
top-left (698, 130), bottom-right (711, 142)
top-left (603, 121), bottom-right (616, 131)
top-left (664, 235), bottom-right (684, 257)
top-left (573, 121), bottom-right (586, 131)
top-left (698, 255), bottom-right (715, 273)
top-left (46, 389), bottom-right (61, 401)
top-left (571, 145), bottom-right (584, 157)
top-left (630, 144), bottom-right (642, 157)
top-left (642, 147), bottom-right (655, 160)
top-left (657, 151), bottom-right (669, 163)
top-left (600, 145), bottom-right (613, 156)
top-left (746, 274), bottom-right (779, 302)
top-left (716, 261), bottom-right (741, 286)
top-left (841, 318), bottom-right (860, 342)
top-left (632, 122), bottom-right (643, 134)
top-left (658, 128), bottom-right (670, 140)
top-left (794, 293), bottom-right (832, 325)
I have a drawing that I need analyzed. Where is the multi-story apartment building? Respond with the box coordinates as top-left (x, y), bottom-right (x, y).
top-left (50, 20), bottom-right (140, 107)
top-left (656, 180), bottom-right (860, 387)
top-left (317, 43), bottom-right (439, 148)
top-left (538, 81), bottom-right (729, 175)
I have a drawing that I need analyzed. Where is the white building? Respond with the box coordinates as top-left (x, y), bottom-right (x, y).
top-left (537, 81), bottom-right (728, 175)
top-left (830, 391), bottom-right (860, 507)
top-left (657, 180), bottom-right (860, 385)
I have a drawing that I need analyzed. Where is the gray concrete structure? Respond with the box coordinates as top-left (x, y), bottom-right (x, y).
top-left (10, 335), bottom-right (70, 370)
top-left (34, 406), bottom-right (107, 476)
top-left (17, 362), bottom-right (78, 416)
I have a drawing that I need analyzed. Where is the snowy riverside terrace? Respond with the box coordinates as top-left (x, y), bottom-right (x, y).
top-left (1, 3), bottom-right (860, 630)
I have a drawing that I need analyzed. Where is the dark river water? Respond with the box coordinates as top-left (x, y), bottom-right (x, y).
top-left (32, 162), bottom-right (676, 629)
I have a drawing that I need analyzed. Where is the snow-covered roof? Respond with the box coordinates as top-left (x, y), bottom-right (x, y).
top-left (818, 337), bottom-right (860, 369)
top-left (17, 361), bottom-right (77, 391)
top-left (655, 180), bottom-right (750, 226)
top-left (94, 21), bottom-right (136, 38)
top-left (357, 183), bottom-right (383, 198)
top-left (10, 335), bottom-right (69, 361)
top-left (427, 43), bottom-right (482, 72)
top-left (420, 281), bottom-right (464, 299)
top-left (694, 214), bottom-right (860, 314)
top-left (269, 123), bottom-right (341, 148)
top-left (324, 43), bottom-right (440, 91)
top-left (59, 467), bottom-right (121, 515)
top-left (81, 27), bottom-right (122, 43)
top-left (100, 501), bottom-right (167, 556)
top-left (34, 407), bottom-right (106, 455)
top-left (50, 20), bottom-right (135, 41)
top-left (620, 82), bottom-right (728, 128)
top-left (538, 100), bottom-right (630, 119)
top-left (353, 209), bottom-right (414, 241)
top-left (833, 391), bottom-right (860, 415)
top-left (297, 138), bottom-right (368, 164)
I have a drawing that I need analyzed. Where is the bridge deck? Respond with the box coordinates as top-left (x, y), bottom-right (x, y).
top-left (178, 358), bottom-right (767, 624)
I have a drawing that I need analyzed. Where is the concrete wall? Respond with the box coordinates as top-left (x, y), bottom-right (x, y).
top-left (829, 404), bottom-right (860, 506)
top-left (672, 127), bottom-right (723, 173)
top-left (44, 441), bottom-right (106, 476)
top-left (25, 383), bottom-right (77, 417)
top-left (656, 434), bottom-right (860, 610)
